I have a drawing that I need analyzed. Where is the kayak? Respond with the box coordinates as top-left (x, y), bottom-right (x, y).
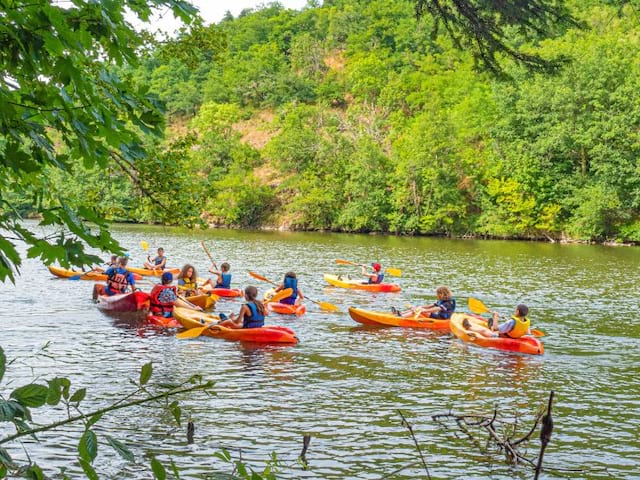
top-left (145, 313), bottom-right (181, 328)
top-left (348, 307), bottom-right (450, 330)
top-left (264, 288), bottom-right (306, 316)
top-left (48, 265), bottom-right (142, 281)
top-left (450, 313), bottom-right (544, 355)
top-left (173, 307), bottom-right (298, 344)
top-left (267, 302), bottom-right (306, 316)
top-left (184, 294), bottom-right (216, 310)
top-left (323, 274), bottom-right (401, 293)
top-left (94, 286), bottom-right (150, 312)
top-left (201, 285), bottom-right (243, 297)
top-left (126, 266), bottom-right (181, 277)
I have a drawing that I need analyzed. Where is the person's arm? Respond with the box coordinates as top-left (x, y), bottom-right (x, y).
top-left (128, 273), bottom-right (136, 291)
top-left (297, 289), bottom-right (304, 300)
top-left (208, 263), bottom-right (219, 275)
top-left (498, 319), bottom-right (516, 335)
top-left (274, 283), bottom-right (284, 293)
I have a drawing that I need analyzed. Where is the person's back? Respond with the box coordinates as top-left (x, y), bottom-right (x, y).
top-left (150, 272), bottom-right (177, 317)
top-left (278, 271), bottom-right (302, 305)
top-left (104, 257), bottom-right (135, 296)
top-left (494, 304), bottom-right (530, 338)
top-left (215, 263), bottom-right (232, 289)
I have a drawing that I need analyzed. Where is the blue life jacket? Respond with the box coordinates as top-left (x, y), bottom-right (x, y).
top-left (369, 273), bottom-right (384, 284)
top-left (216, 272), bottom-right (232, 289)
top-left (281, 276), bottom-right (298, 305)
top-left (430, 298), bottom-right (456, 319)
top-left (243, 302), bottom-right (265, 329)
top-left (153, 256), bottom-right (165, 269)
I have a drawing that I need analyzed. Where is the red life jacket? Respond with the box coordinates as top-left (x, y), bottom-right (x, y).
top-left (150, 285), bottom-right (177, 314)
top-left (107, 269), bottom-right (129, 293)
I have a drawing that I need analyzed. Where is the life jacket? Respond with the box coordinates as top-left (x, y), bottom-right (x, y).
top-left (215, 273), bottom-right (232, 289)
top-left (106, 268), bottom-right (130, 294)
top-left (243, 302), bottom-right (265, 329)
top-left (150, 285), bottom-right (177, 316)
top-left (505, 315), bottom-right (531, 338)
top-left (433, 298), bottom-right (456, 319)
top-left (281, 277), bottom-right (298, 305)
top-left (152, 256), bottom-right (165, 268)
top-left (368, 273), bottom-right (384, 284)
top-left (179, 277), bottom-right (197, 292)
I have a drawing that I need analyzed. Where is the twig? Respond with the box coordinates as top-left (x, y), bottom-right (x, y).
top-left (534, 391), bottom-right (554, 480)
top-left (299, 434), bottom-right (311, 469)
top-left (398, 410), bottom-right (431, 480)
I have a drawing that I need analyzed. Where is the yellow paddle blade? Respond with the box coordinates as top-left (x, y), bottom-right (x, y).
top-left (269, 288), bottom-right (293, 303)
top-left (468, 297), bottom-right (490, 314)
top-left (140, 240), bottom-right (149, 251)
top-left (335, 259), bottom-right (359, 266)
top-left (209, 293), bottom-right (220, 302)
top-left (317, 300), bottom-right (340, 312)
top-left (176, 324), bottom-right (211, 339)
top-left (385, 268), bottom-right (402, 277)
top-left (248, 271), bottom-right (277, 285)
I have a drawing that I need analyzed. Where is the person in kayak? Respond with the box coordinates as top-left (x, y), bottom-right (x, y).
top-left (104, 257), bottom-right (137, 296)
top-left (217, 286), bottom-right (266, 329)
top-left (204, 262), bottom-right (232, 289)
top-left (463, 304), bottom-right (531, 339)
top-left (394, 286), bottom-right (456, 319)
top-left (362, 262), bottom-right (384, 284)
top-left (274, 271), bottom-right (304, 305)
top-left (91, 254), bottom-right (118, 273)
top-left (144, 247), bottom-right (166, 270)
top-left (176, 264), bottom-right (200, 297)
top-left (150, 272), bottom-right (178, 318)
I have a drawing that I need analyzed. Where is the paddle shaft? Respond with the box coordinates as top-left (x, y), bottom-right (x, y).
top-left (200, 241), bottom-right (216, 268)
top-left (248, 271), bottom-right (339, 312)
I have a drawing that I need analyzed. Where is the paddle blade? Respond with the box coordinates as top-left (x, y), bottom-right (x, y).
top-left (385, 268), bottom-right (402, 277)
top-left (531, 329), bottom-right (545, 337)
top-left (140, 241), bottom-right (149, 251)
top-left (317, 301), bottom-right (340, 312)
top-left (248, 271), bottom-right (276, 285)
top-left (269, 288), bottom-right (293, 303)
top-left (176, 325), bottom-right (210, 339)
top-left (468, 298), bottom-right (490, 314)
top-left (335, 259), bottom-right (358, 266)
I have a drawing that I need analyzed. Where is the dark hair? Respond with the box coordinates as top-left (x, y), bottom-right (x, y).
top-left (178, 264), bottom-right (197, 280)
top-left (118, 256), bottom-right (128, 266)
top-left (284, 271), bottom-right (296, 280)
top-left (221, 262), bottom-right (230, 272)
top-left (245, 286), bottom-right (266, 315)
top-left (516, 304), bottom-right (529, 317)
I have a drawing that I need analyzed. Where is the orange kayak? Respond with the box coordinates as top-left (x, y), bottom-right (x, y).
top-left (348, 307), bottom-right (450, 330)
top-left (267, 302), bottom-right (306, 316)
top-left (323, 274), bottom-right (401, 293)
top-left (146, 313), bottom-right (181, 328)
top-left (126, 266), bottom-right (180, 277)
top-left (48, 265), bottom-right (142, 281)
top-left (173, 307), bottom-right (298, 344)
top-left (450, 313), bottom-right (544, 355)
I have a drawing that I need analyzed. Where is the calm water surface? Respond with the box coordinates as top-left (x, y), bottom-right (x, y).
top-left (1, 223), bottom-right (639, 479)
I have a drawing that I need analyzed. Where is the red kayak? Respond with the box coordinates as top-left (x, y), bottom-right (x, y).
top-left (201, 285), bottom-right (243, 297)
top-left (145, 313), bottom-right (181, 328)
top-left (93, 285), bottom-right (150, 312)
top-left (267, 302), bottom-right (306, 316)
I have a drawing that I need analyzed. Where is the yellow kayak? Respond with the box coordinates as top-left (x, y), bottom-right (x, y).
top-left (126, 266), bottom-right (181, 277)
top-left (323, 274), bottom-right (401, 293)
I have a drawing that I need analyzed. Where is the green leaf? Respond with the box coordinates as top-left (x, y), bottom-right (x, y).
top-left (106, 436), bottom-right (134, 462)
top-left (169, 400), bottom-right (181, 427)
top-left (47, 378), bottom-right (62, 405)
top-left (169, 459), bottom-right (180, 479)
top-left (0, 447), bottom-right (13, 467)
top-left (86, 413), bottom-right (103, 429)
top-left (78, 429), bottom-right (98, 463)
top-left (78, 457), bottom-right (99, 480)
top-left (150, 457), bottom-right (166, 480)
top-left (24, 463), bottom-right (45, 480)
top-left (10, 384), bottom-right (48, 407)
top-left (69, 388), bottom-right (86, 404)
top-left (0, 347), bottom-right (5, 384)
top-left (139, 362), bottom-right (153, 386)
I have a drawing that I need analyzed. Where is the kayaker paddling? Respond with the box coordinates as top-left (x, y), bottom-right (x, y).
top-left (392, 286), bottom-right (456, 319)
top-left (217, 286), bottom-right (267, 329)
top-left (274, 271), bottom-right (304, 305)
top-left (463, 304), bottom-right (531, 339)
top-left (103, 256), bottom-right (137, 296)
top-left (144, 247), bottom-right (167, 270)
top-left (362, 262), bottom-right (384, 284)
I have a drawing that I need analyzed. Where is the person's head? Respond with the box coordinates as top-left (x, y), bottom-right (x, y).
top-left (371, 262), bottom-right (381, 272)
top-left (436, 286), bottom-right (452, 300)
top-left (515, 304), bottom-right (529, 318)
top-left (244, 285), bottom-right (259, 302)
top-left (220, 262), bottom-right (230, 272)
top-left (179, 264), bottom-right (196, 279)
top-left (284, 271), bottom-right (296, 280)
top-left (157, 247), bottom-right (164, 256)
top-left (161, 272), bottom-right (173, 285)
top-left (109, 255), bottom-right (118, 264)
top-left (118, 256), bottom-right (128, 267)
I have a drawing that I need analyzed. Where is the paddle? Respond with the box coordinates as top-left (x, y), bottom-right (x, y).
top-left (335, 259), bottom-right (402, 277)
top-left (200, 240), bottom-right (216, 268)
top-left (176, 288), bottom-right (294, 340)
top-left (468, 298), bottom-right (545, 337)
top-left (248, 271), bottom-right (340, 312)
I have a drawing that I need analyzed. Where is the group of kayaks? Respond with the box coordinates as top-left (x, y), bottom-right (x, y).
top-left (49, 263), bottom-right (544, 355)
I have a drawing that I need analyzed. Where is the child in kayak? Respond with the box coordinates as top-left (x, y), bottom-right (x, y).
top-left (394, 286), bottom-right (456, 319)
top-left (149, 272), bottom-right (178, 318)
top-left (92, 254), bottom-right (118, 273)
top-left (103, 257), bottom-right (137, 296)
top-left (362, 262), bottom-right (384, 284)
top-left (274, 271), bottom-right (304, 305)
top-left (204, 262), bottom-right (232, 289)
top-left (217, 286), bottom-right (266, 329)
top-left (144, 247), bottom-right (166, 270)
top-left (463, 304), bottom-right (531, 339)
top-left (176, 264), bottom-right (200, 297)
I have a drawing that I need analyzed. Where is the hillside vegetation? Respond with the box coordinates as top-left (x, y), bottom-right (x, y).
top-left (45, 0), bottom-right (640, 242)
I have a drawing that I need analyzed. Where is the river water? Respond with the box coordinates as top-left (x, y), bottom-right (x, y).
top-left (1, 223), bottom-right (638, 479)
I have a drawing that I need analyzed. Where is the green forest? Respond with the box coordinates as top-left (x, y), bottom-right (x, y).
top-left (15, 0), bottom-right (640, 242)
